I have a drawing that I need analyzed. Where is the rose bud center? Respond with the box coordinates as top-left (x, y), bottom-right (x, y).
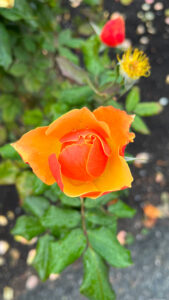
top-left (59, 129), bottom-right (111, 182)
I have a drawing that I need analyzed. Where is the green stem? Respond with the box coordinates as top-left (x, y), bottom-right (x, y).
top-left (80, 197), bottom-right (91, 247)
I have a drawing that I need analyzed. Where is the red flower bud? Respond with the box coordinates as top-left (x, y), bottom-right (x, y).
top-left (100, 16), bottom-right (125, 47)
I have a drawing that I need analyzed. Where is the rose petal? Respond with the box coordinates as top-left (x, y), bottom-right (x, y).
top-left (87, 138), bottom-right (108, 177)
top-left (11, 127), bottom-right (61, 185)
top-left (59, 143), bottom-right (92, 181)
top-left (46, 107), bottom-right (110, 140)
top-left (61, 176), bottom-right (99, 198)
top-left (100, 17), bottom-right (125, 47)
top-left (48, 154), bottom-right (64, 190)
top-left (93, 152), bottom-right (133, 192)
top-left (94, 106), bottom-right (135, 153)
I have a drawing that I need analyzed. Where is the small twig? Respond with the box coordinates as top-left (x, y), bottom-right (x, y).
top-left (86, 77), bottom-right (107, 99)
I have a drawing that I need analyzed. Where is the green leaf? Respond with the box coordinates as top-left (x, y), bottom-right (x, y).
top-left (85, 192), bottom-right (121, 208)
top-left (84, 0), bottom-right (101, 5)
top-left (33, 234), bottom-right (54, 281)
top-left (23, 109), bottom-right (43, 127)
top-left (11, 216), bottom-right (44, 240)
top-left (85, 209), bottom-right (117, 227)
top-left (23, 196), bottom-right (50, 218)
top-left (0, 23), bottom-right (12, 69)
top-left (0, 144), bottom-right (20, 160)
top-left (49, 229), bottom-right (86, 274)
top-left (58, 46), bottom-right (79, 65)
top-left (0, 126), bottom-right (7, 145)
top-left (0, 0), bottom-right (34, 22)
top-left (125, 86), bottom-right (140, 112)
top-left (23, 37), bottom-right (36, 53)
top-left (108, 200), bottom-right (136, 218)
top-left (131, 115), bottom-right (150, 135)
top-left (0, 94), bottom-right (22, 123)
top-left (59, 85), bottom-right (93, 105)
top-left (59, 194), bottom-right (81, 207)
top-left (44, 183), bottom-right (62, 202)
top-left (134, 102), bottom-right (163, 116)
top-left (82, 35), bottom-right (104, 76)
top-left (58, 29), bottom-right (84, 49)
top-left (56, 56), bottom-right (88, 85)
top-left (16, 171), bottom-right (36, 200)
top-left (107, 100), bottom-right (123, 110)
top-left (88, 227), bottom-right (132, 268)
top-left (0, 160), bottom-right (19, 184)
top-left (33, 177), bottom-right (49, 196)
top-left (41, 206), bottom-right (81, 231)
top-left (9, 62), bottom-right (27, 77)
top-left (80, 248), bottom-right (115, 300)
top-left (24, 71), bottom-right (44, 93)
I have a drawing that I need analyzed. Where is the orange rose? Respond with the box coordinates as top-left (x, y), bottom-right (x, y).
top-left (12, 107), bottom-right (135, 199)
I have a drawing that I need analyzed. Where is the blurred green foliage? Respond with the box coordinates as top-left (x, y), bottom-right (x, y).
top-left (0, 1), bottom-right (164, 299)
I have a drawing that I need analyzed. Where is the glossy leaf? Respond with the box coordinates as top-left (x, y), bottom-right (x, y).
top-left (80, 248), bottom-right (115, 300)
top-left (58, 29), bottom-right (84, 49)
top-left (16, 171), bottom-right (36, 200)
top-left (0, 144), bottom-right (20, 160)
top-left (11, 216), bottom-right (44, 240)
top-left (108, 200), bottom-right (136, 218)
top-left (0, 160), bottom-right (19, 184)
top-left (82, 35), bottom-right (104, 76)
top-left (23, 196), bottom-right (50, 218)
top-left (9, 62), bottom-right (27, 77)
top-left (131, 115), bottom-right (150, 135)
top-left (59, 194), bottom-right (81, 207)
top-left (85, 192), bottom-right (121, 208)
top-left (33, 177), bottom-right (49, 196)
top-left (88, 227), bottom-right (132, 268)
top-left (33, 234), bottom-right (54, 281)
top-left (23, 109), bottom-right (43, 127)
top-left (134, 102), bottom-right (163, 116)
top-left (49, 229), bottom-right (86, 274)
top-left (41, 206), bottom-right (81, 231)
top-left (125, 86), bottom-right (140, 112)
top-left (59, 85), bottom-right (93, 105)
top-left (85, 209), bottom-right (117, 227)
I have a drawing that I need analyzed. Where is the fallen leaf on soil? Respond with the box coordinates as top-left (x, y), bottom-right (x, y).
top-left (49, 274), bottom-right (60, 281)
top-left (117, 230), bottom-right (127, 245)
top-left (27, 249), bottom-right (36, 265)
top-left (143, 204), bottom-right (161, 219)
top-left (14, 236), bottom-right (37, 245)
top-left (143, 218), bottom-right (157, 228)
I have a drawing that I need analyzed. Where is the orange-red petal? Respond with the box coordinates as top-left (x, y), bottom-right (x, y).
top-left (58, 143), bottom-right (92, 181)
top-left (87, 138), bottom-right (108, 177)
top-left (48, 154), bottom-right (64, 190)
top-left (11, 127), bottom-right (61, 185)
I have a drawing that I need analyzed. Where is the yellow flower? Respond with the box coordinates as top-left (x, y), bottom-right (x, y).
top-left (118, 48), bottom-right (151, 81)
top-left (0, 0), bottom-right (14, 8)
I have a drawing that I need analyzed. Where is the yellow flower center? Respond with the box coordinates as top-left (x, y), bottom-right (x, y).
top-left (118, 48), bottom-right (151, 80)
